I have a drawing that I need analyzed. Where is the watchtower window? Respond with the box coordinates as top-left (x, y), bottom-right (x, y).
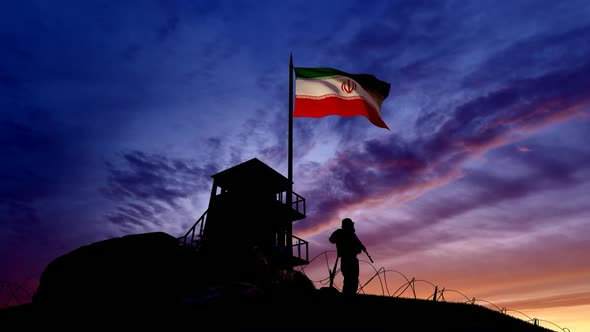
top-left (215, 186), bottom-right (228, 196)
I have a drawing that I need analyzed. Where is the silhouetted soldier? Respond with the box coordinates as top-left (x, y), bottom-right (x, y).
top-left (329, 218), bottom-right (366, 296)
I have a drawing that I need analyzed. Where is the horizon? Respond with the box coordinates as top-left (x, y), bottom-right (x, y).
top-left (1, 1), bottom-right (589, 331)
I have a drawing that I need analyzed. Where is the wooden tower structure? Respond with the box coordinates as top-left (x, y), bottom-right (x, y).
top-left (179, 158), bottom-right (308, 282)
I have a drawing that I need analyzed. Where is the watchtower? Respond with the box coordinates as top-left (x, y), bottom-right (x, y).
top-left (179, 158), bottom-right (308, 282)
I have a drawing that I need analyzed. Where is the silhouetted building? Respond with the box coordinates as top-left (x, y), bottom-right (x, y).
top-left (179, 158), bottom-right (308, 284)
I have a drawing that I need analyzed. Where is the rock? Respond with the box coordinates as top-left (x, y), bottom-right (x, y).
top-left (33, 232), bottom-right (201, 309)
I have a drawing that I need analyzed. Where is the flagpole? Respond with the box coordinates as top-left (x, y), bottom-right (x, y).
top-left (286, 52), bottom-right (294, 270)
top-left (288, 53), bottom-right (293, 188)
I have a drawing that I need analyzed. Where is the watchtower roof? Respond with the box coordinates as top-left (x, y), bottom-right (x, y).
top-left (211, 158), bottom-right (290, 193)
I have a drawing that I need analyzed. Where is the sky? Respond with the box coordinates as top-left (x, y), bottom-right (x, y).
top-left (1, 0), bottom-right (590, 330)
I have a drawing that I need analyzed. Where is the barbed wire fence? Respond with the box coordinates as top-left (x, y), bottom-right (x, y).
top-left (297, 250), bottom-right (571, 332)
top-left (0, 241), bottom-right (74, 310)
top-left (0, 272), bottom-right (40, 308)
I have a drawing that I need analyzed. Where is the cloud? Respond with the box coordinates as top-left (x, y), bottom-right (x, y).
top-left (295, 54), bottom-right (590, 237)
top-left (516, 146), bottom-right (531, 153)
top-left (100, 151), bottom-right (218, 230)
top-left (498, 291), bottom-right (590, 310)
top-left (0, 114), bottom-right (79, 232)
top-left (408, 165), bottom-right (589, 234)
top-left (464, 24), bottom-right (590, 88)
top-left (0, 199), bottom-right (40, 233)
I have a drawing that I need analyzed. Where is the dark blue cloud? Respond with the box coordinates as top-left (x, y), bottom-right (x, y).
top-left (101, 150), bottom-right (218, 229)
top-left (465, 24), bottom-right (590, 88)
top-left (0, 0), bottom-right (243, 233)
top-left (0, 109), bottom-right (86, 232)
top-left (412, 141), bottom-right (590, 228)
top-left (417, 57), bottom-right (590, 152)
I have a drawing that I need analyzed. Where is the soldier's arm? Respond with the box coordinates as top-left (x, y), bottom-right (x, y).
top-left (329, 231), bottom-right (338, 243)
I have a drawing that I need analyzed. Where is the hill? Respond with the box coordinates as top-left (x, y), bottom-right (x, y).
top-left (0, 291), bottom-right (555, 331)
top-left (0, 231), bottom-right (554, 331)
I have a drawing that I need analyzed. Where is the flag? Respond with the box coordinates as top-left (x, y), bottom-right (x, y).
top-left (293, 67), bottom-right (391, 129)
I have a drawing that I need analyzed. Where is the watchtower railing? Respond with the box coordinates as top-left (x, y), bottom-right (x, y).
top-left (178, 209), bottom-right (208, 248)
top-left (276, 190), bottom-right (306, 217)
top-left (292, 234), bottom-right (309, 264)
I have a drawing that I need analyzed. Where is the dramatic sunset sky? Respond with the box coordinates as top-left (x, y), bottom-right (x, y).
top-left (2, 0), bottom-right (589, 330)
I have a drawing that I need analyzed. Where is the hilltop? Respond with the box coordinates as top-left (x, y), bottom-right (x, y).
top-left (1, 291), bottom-right (555, 331)
top-left (0, 231), bottom-right (554, 331)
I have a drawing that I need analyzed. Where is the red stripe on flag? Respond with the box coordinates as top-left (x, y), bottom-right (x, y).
top-left (294, 96), bottom-right (389, 129)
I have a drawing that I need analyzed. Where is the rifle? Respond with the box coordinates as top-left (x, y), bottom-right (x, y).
top-left (363, 249), bottom-right (374, 263)
top-left (329, 256), bottom-right (339, 288)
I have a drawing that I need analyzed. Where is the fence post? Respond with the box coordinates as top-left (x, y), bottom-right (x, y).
top-left (433, 286), bottom-right (438, 302)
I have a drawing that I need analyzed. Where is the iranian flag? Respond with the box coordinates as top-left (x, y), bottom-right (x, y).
top-left (293, 67), bottom-right (391, 129)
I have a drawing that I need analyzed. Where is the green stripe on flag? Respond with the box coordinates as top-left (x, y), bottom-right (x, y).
top-left (294, 67), bottom-right (350, 79)
top-left (294, 67), bottom-right (390, 100)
